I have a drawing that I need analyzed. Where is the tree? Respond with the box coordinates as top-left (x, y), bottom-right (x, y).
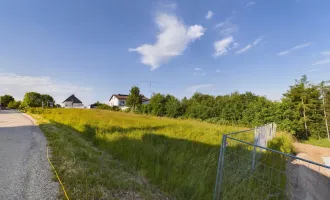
top-left (22, 92), bottom-right (42, 107)
top-left (320, 81), bottom-right (330, 140)
top-left (165, 95), bottom-right (182, 118)
top-left (283, 75), bottom-right (323, 140)
top-left (149, 93), bottom-right (167, 116)
top-left (41, 94), bottom-right (55, 106)
top-left (7, 101), bottom-right (21, 109)
top-left (126, 86), bottom-right (142, 111)
top-left (0, 95), bottom-right (15, 107)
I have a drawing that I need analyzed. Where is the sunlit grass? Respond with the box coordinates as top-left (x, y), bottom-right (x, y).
top-left (304, 138), bottom-right (330, 148)
top-left (30, 108), bottom-right (293, 200)
top-left (30, 108), bottom-right (246, 199)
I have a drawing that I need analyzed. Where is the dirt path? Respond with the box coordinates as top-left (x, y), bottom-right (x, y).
top-left (0, 110), bottom-right (58, 199)
top-left (287, 143), bottom-right (330, 200)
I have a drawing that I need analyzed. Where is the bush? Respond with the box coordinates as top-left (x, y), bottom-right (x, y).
top-left (268, 132), bottom-right (294, 154)
top-left (18, 101), bottom-right (29, 112)
top-left (7, 101), bottom-right (21, 109)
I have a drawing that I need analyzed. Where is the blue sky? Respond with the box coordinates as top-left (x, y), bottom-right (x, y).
top-left (1, 0), bottom-right (330, 105)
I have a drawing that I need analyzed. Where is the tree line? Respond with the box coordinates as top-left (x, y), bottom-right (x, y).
top-left (0, 92), bottom-right (58, 110)
top-left (1, 75), bottom-right (329, 140)
top-left (125, 75), bottom-right (330, 140)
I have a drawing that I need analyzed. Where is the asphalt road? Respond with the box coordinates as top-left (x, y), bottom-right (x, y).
top-left (0, 110), bottom-right (58, 200)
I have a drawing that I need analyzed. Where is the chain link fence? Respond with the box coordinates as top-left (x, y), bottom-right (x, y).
top-left (213, 123), bottom-right (330, 200)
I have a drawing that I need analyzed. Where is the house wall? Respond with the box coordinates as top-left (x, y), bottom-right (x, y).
top-left (109, 96), bottom-right (119, 106)
top-left (62, 102), bottom-right (84, 108)
top-left (109, 96), bottom-right (126, 107)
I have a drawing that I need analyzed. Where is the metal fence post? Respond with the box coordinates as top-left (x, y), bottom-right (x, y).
top-left (213, 134), bottom-right (227, 200)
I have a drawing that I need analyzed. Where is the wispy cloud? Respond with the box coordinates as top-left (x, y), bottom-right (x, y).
top-left (216, 69), bottom-right (220, 73)
top-left (213, 36), bottom-right (235, 57)
top-left (235, 36), bottom-right (263, 54)
top-left (0, 73), bottom-right (93, 104)
top-left (321, 51), bottom-right (330, 56)
top-left (308, 69), bottom-right (320, 72)
top-left (194, 68), bottom-right (202, 71)
top-left (186, 84), bottom-right (213, 92)
top-left (214, 18), bottom-right (238, 36)
top-left (205, 11), bottom-right (214, 20)
top-left (277, 42), bottom-right (312, 56)
top-left (129, 13), bottom-right (205, 70)
top-left (312, 59), bottom-right (330, 66)
top-left (246, 2), bottom-right (256, 7)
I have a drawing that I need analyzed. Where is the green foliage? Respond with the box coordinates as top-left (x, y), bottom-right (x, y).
top-left (149, 93), bottom-right (167, 116)
top-left (267, 133), bottom-right (294, 154)
top-left (7, 100), bottom-right (21, 109)
top-left (0, 94), bottom-right (15, 107)
top-left (165, 95), bottom-right (182, 118)
top-left (126, 86), bottom-right (142, 111)
top-left (41, 94), bottom-right (55, 105)
top-left (136, 76), bottom-right (329, 142)
top-left (22, 92), bottom-right (42, 107)
top-left (21, 92), bottom-right (55, 108)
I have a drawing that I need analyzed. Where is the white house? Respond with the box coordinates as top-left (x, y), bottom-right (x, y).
top-left (62, 94), bottom-right (84, 108)
top-left (109, 94), bottom-right (149, 110)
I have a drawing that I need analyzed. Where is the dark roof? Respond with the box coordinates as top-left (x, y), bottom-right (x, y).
top-left (109, 94), bottom-right (149, 101)
top-left (62, 95), bottom-right (82, 103)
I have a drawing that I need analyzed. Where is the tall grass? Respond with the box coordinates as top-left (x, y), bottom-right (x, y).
top-left (303, 138), bottom-right (330, 148)
top-left (30, 108), bottom-right (293, 199)
top-left (31, 108), bottom-right (246, 199)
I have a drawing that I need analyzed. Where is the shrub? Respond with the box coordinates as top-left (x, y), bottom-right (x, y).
top-left (7, 101), bottom-right (21, 109)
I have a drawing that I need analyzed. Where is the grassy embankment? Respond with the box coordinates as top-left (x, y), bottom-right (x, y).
top-left (29, 108), bottom-right (293, 199)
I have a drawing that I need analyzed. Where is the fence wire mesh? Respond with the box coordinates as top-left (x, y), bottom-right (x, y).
top-left (214, 123), bottom-right (330, 200)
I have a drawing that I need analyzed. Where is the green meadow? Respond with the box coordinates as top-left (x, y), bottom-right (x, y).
top-left (30, 108), bottom-right (292, 199)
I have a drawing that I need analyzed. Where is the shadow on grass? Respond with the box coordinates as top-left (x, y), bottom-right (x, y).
top-left (44, 121), bottom-right (330, 200)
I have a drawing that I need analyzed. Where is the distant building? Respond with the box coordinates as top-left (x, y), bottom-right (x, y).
top-left (109, 94), bottom-right (149, 110)
top-left (62, 94), bottom-right (84, 108)
top-left (88, 103), bottom-right (98, 109)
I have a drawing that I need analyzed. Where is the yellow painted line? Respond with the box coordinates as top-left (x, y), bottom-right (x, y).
top-left (47, 147), bottom-right (70, 200)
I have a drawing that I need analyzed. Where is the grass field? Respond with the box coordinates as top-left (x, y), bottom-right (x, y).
top-left (304, 138), bottom-right (330, 148)
top-left (29, 108), bottom-right (292, 199)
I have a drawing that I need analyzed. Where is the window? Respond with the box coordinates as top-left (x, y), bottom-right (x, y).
top-left (119, 100), bottom-right (125, 106)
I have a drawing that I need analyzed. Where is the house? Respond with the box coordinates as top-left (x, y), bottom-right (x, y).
top-left (62, 94), bottom-right (84, 108)
top-left (109, 94), bottom-right (149, 110)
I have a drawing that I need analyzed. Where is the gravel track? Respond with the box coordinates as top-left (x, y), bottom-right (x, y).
top-left (0, 110), bottom-right (58, 200)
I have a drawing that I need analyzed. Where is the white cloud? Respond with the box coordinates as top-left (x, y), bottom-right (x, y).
top-left (205, 11), bottom-right (214, 20)
top-left (129, 13), bottom-right (206, 70)
top-left (213, 36), bottom-right (235, 57)
top-left (214, 19), bottom-right (238, 36)
top-left (277, 50), bottom-right (290, 56)
top-left (312, 59), bottom-right (330, 66)
top-left (216, 69), bottom-right (220, 73)
top-left (186, 84), bottom-right (213, 92)
top-left (235, 36), bottom-right (263, 54)
top-left (0, 73), bottom-right (93, 104)
top-left (161, 2), bottom-right (177, 9)
top-left (308, 69), bottom-right (320, 72)
top-left (277, 42), bottom-right (312, 56)
top-left (246, 2), bottom-right (256, 7)
top-left (194, 68), bottom-right (202, 71)
top-left (193, 72), bottom-right (197, 75)
top-left (321, 51), bottom-right (330, 56)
